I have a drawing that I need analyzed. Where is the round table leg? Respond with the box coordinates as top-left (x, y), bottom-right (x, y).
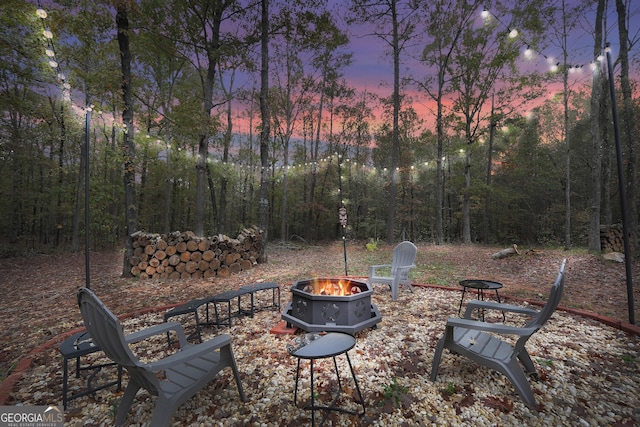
top-left (293, 352), bottom-right (365, 426)
top-left (345, 352), bottom-right (365, 417)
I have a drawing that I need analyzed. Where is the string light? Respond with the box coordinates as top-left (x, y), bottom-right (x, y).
top-left (524, 46), bottom-right (534, 59)
top-left (479, 8), bottom-right (601, 75)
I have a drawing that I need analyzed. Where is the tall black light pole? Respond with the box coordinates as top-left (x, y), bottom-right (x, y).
top-left (605, 43), bottom-right (635, 325)
top-left (84, 106), bottom-right (92, 289)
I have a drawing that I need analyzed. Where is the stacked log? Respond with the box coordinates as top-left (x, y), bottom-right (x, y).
top-left (128, 226), bottom-right (264, 280)
top-left (600, 224), bottom-right (625, 253)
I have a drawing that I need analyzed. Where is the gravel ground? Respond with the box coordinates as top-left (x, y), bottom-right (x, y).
top-left (2, 242), bottom-right (640, 426)
top-left (12, 287), bottom-right (640, 426)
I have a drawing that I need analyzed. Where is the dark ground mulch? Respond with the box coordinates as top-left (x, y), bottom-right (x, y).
top-left (1, 241), bottom-right (638, 383)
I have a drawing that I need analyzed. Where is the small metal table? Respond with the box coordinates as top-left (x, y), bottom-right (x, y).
top-left (287, 332), bottom-right (365, 426)
top-left (458, 279), bottom-right (505, 321)
top-left (59, 331), bottom-right (122, 410)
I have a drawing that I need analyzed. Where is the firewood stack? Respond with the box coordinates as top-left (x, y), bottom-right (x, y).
top-left (128, 226), bottom-right (264, 280)
top-left (600, 224), bottom-right (625, 253)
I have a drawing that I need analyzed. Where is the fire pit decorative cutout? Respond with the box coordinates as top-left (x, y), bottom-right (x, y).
top-left (281, 278), bottom-right (381, 334)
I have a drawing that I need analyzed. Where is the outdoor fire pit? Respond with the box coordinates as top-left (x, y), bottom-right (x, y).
top-left (281, 277), bottom-right (381, 334)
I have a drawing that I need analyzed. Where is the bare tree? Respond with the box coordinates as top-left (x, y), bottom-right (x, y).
top-left (116, 2), bottom-right (137, 276)
top-left (349, 0), bottom-right (418, 244)
top-left (616, 0), bottom-right (640, 249)
top-left (258, 0), bottom-right (270, 261)
top-left (588, 0), bottom-right (606, 252)
top-left (412, 0), bottom-right (478, 244)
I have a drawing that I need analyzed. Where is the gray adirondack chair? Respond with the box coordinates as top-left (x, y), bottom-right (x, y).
top-left (77, 288), bottom-right (246, 427)
top-left (430, 259), bottom-right (566, 408)
top-left (368, 241), bottom-right (417, 301)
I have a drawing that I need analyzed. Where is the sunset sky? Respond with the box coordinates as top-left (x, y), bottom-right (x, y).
top-left (325, 1), bottom-right (639, 130)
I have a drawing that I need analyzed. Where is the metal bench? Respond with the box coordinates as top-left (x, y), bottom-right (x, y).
top-left (239, 282), bottom-right (281, 316)
top-left (207, 289), bottom-right (247, 327)
top-left (162, 297), bottom-right (212, 344)
top-left (163, 289), bottom-right (249, 343)
top-left (163, 283), bottom-right (281, 343)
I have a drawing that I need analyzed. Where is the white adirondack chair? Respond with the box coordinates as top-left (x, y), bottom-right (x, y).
top-left (368, 241), bottom-right (417, 301)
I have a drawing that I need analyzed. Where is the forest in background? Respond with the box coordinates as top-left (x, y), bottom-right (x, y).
top-left (1, 0), bottom-right (639, 260)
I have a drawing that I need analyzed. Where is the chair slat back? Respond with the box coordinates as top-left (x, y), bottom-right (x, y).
top-left (391, 241), bottom-right (417, 273)
top-left (524, 258), bottom-right (567, 330)
top-left (77, 288), bottom-right (140, 367)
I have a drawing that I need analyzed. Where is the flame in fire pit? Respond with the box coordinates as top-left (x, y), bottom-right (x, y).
top-left (301, 278), bottom-right (363, 296)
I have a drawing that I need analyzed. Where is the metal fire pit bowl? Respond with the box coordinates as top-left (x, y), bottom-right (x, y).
top-left (281, 278), bottom-right (382, 334)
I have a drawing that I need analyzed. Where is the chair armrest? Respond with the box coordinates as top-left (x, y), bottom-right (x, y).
top-left (145, 334), bottom-right (233, 371)
top-left (463, 301), bottom-right (539, 320)
top-left (369, 264), bottom-right (392, 276)
top-left (125, 321), bottom-right (188, 348)
top-left (446, 317), bottom-right (536, 336)
top-left (395, 264), bottom-right (416, 273)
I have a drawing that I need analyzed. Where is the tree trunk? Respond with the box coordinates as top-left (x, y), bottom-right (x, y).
top-left (71, 135), bottom-right (85, 252)
top-left (258, 0), bottom-right (270, 262)
top-left (601, 74), bottom-right (612, 225)
top-left (117, 6), bottom-right (137, 276)
top-left (491, 244), bottom-right (519, 259)
top-left (219, 71), bottom-right (235, 234)
top-left (484, 98), bottom-right (496, 245)
top-left (206, 163), bottom-right (218, 233)
top-left (435, 79), bottom-right (445, 244)
top-left (562, 3), bottom-right (571, 250)
top-left (280, 160), bottom-right (289, 240)
top-left (194, 2), bottom-right (225, 238)
top-left (386, 0), bottom-right (400, 244)
top-left (616, 0), bottom-right (638, 250)
top-left (462, 146), bottom-right (471, 243)
top-left (163, 146), bottom-right (172, 234)
top-left (588, 0), bottom-right (605, 253)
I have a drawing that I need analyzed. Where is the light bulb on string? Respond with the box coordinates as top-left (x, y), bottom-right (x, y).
top-left (524, 46), bottom-right (534, 60)
top-left (45, 48), bottom-right (55, 57)
top-left (43, 29), bottom-right (53, 39)
top-left (48, 60), bottom-right (58, 68)
top-left (36, 9), bottom-right (47, 18)
top-left (508, 28), bottom-right (518, 39)
top-left (481, 10), bottom-right (490, 20)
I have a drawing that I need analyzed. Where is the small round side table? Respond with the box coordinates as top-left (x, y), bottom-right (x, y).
top-left (458, 279), bottom-right (505, 321)
top-left (287, 332), bottom-right (365, 426)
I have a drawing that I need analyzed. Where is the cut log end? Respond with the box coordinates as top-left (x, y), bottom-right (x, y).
top-left (128, 227), bottom-right (264, 281)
